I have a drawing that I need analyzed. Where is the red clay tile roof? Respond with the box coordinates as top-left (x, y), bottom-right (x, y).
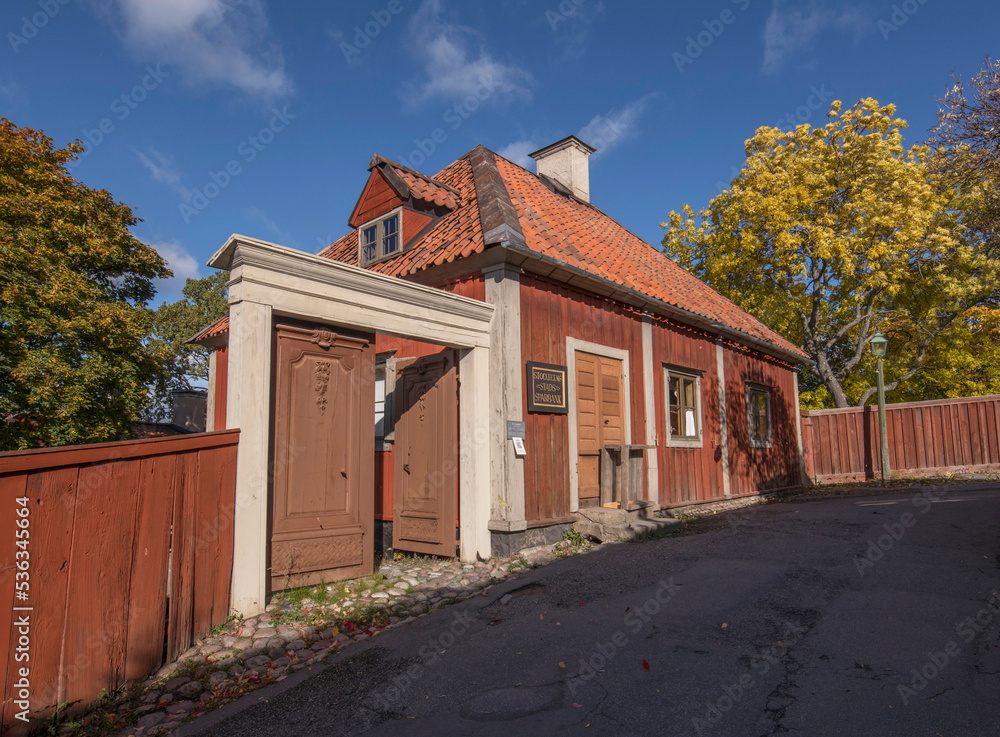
top-left (188, 315), bottom-right (229, 343)
top-left (393, 167), bottom-right (460, 209)
top-left (320, 147), bottom-right (805, 360)
top-left (321, 156), bottom-right (483, 276)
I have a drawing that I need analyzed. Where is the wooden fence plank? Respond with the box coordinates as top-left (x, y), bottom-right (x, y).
top-left (25, 467), bottom-right (78, 721)
top-left (949, 403), bottom-right (963, 466)
top-left (976, 401), bottom-right (990, 465)
top-left (0, 431), bottom-right (241, 474)
top-left (0, 432), bottom-right (238, 733)
top-left (912, 407), bottom-right (926, 470)
top-left (167, 452), bottom-right (197, 663)
top-left (62, 460), bottom-right (141, 708)
top-left (192, 449), bottom-right (219, 641)
top-left (0, 474), bottom-right (27, 734)
top-left (124, 456), bottom-right (176, 681)
top-left (806, 396), bottom-right (1000, 482)
top-left (987, 401), bottom-right (1000, 464)
top-left (211, 443), bottom-right (238, 625)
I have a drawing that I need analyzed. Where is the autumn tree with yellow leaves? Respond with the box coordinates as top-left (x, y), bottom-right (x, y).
top-left (0, 119), bottom-right (170, 449)
top-left (661, 99), bottom-right (1000, 409)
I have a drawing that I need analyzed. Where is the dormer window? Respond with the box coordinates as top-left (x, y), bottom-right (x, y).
top-left (359, 208), bottom-right (402, 266)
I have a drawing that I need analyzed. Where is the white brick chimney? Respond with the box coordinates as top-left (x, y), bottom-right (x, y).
top-left (529, 135), bottom-right (596, 203)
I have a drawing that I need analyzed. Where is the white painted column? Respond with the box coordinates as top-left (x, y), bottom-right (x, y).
top-left (641, 314), bottom-right (659, 506)
top-left (226, 300), bottom-right (273, 616)
top-left (793, 371), bottom-right (807, 485)
top-left (458, 345), bottom-right (492, 562)
top-left (483, 264), bottom-right (526, 534)
top-left (715, 338), bottom-right (732, 498)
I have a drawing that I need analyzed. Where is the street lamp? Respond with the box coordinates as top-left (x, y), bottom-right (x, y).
top-left (870, 331), bottom-right (890, 479)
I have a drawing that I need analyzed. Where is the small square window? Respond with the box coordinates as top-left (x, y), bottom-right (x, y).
top-left (359, 210), bottom-right (403, 266)
top-left (747, 386), bottom-right (772, 448)
top-left (665, 368), bottom-right (702, 448)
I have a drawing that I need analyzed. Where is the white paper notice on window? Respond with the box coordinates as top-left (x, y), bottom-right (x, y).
top-left (684, 408), bottom-right (697, 437)
top-left (512, 437), bottom-right (527, 457)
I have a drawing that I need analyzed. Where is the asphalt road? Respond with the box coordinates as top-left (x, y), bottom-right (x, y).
top-left (185, 485), bottom-right (1000, 737)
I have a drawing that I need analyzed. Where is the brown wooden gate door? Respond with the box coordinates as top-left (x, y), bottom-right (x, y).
top-left (270, 325), bottom-right (374, 590)
top-left (575, 351), bottom-right (626, 502)
top-left (393, 352), bottom-right (458, 556)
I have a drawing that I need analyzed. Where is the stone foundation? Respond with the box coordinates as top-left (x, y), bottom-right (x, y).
top-left (491, 522), bottom-right (574, 557)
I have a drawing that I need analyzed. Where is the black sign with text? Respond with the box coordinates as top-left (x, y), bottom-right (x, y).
top-left (526, 361), bottom-right (568, 414)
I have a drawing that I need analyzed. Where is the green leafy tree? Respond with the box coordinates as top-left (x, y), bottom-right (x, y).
top-left (661, 99), bottom-right (1000, 408)
top-left (0, 119), bottom-right (170, 449)
top-left (145, 272), bottom-right (229, 421)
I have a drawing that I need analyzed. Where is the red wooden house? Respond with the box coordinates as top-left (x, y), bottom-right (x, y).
top-left (198, 135), bottom-right (807, 563)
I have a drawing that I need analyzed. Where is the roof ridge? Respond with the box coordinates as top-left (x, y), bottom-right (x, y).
top-left (468, 146), bottom-right (526, 248)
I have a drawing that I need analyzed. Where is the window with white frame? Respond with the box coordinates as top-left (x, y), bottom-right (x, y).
top-left (665, 367), bottom-right (701, 447)
top-left (359, 209), bottom-right (401, 266)
top-left (374, 364), bottom-right (386, 438)
top-left (747, 385), bottom-right (772, 448)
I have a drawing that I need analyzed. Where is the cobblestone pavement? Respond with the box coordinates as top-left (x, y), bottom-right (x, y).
top-left (85, 542), bottom-right (581, 737)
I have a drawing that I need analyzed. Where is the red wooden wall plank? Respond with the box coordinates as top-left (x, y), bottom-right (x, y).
top-left (213, 345), bottom-right (229, 432)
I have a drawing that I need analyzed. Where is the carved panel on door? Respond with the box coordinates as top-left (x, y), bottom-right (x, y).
top-left (271, 325), bottom-right (374, 589)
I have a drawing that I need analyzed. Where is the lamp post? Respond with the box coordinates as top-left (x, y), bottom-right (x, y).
top-left (870, 331), bottom-right (890, 479)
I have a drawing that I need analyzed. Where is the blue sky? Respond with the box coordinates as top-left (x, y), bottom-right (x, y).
top-left (2, 0), bottom-right (997, 305)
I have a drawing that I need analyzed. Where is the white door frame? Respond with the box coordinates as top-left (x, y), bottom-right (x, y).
top-left (565, 337), bottom-right (632, 512)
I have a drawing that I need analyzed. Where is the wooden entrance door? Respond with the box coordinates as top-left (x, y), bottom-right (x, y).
top-left (393, 352), bottom-right (458, 556)
top-left (270, 325), bottom-right (374, 590)
top-left (575, 351), bottom-right (626, 501)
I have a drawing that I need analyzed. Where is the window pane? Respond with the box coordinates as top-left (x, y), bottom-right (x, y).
top-left (669, 407), bottom-right (680, 436)
top-left (363, 226), bottom-right (377, 245)
top-left (683, 378), bottom-right (696, 409)
top-left (383, 233), bottom-right (398, 254)
top-left (362, 243), bottom-right (377, 263)
top-left (383, 215), bottom-right (398, 235)
top-left (684, 408), bottom-right (697, 437)
top-left (375, 367), bottom-right (386, 436)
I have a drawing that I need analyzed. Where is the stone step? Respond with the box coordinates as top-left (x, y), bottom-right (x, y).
top-left (573, 510), bottom-right (681, 543)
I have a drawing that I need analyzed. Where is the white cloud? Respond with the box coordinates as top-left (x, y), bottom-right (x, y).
top-left (243, 206), bottom-right (293, 245)
top-left (148, 239), bottom-right (201, 295)
top-left (498, 94), bottom-right (655, 169)
top-left (0, 80), bottom-right (27, 108)
top-left (548, 0), bottom-right (605, 61)
top-left (578, 94), bottom-right (656, 157)
top-left (401, 0), bottom-right (532, 106)
top-left (762, 0), bottom-right (867, 73)
top-left (497, 139), bottom-right (538, 169)
top-left (97, 0), bottom-right (292, 100)
top-left (135, 146), bottom-right (191, 202)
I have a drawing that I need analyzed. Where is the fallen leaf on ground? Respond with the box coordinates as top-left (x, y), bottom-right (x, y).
top-left (642, 659), bottom-right (650, 671)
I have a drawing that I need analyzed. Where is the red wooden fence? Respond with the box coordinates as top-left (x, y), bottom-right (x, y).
top-left (801, 395), bottom-right (1000, 483)
top-left (0, 430), bottom-right (239, 733)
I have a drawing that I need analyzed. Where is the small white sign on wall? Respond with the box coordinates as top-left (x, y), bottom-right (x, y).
top-left (511, 437), bottom-right (527, 457)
